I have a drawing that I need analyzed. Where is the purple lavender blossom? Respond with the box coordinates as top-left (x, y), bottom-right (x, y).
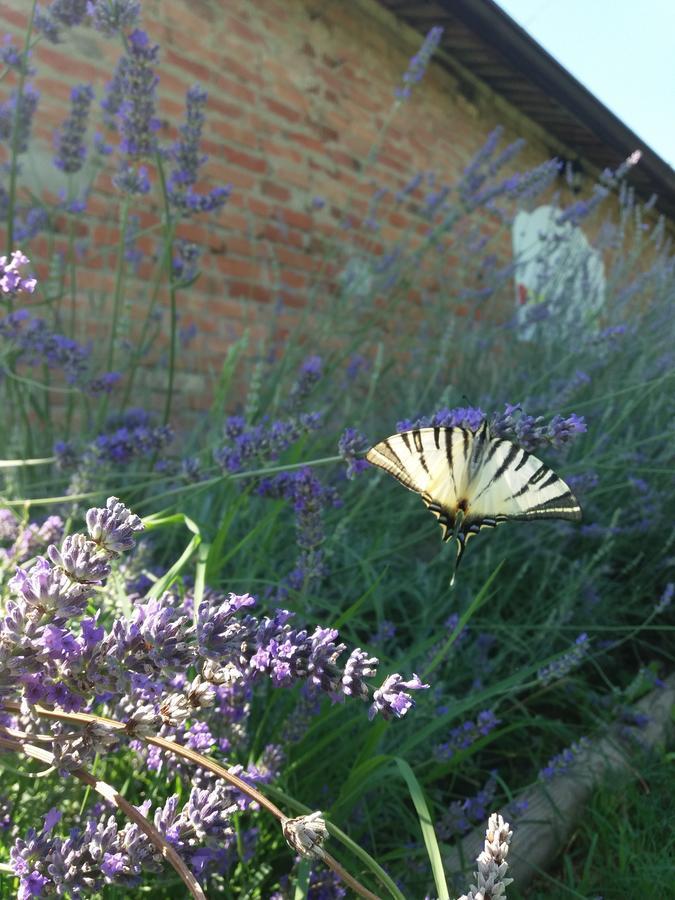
top-left (0, 35), bottom-right (35, 75)
top-left (396, 406), bottom-right (486, 432)
top-left (9, 555), bottom-right (91, 617)
top-left (86, 496), bottom-right (144, 555)
top-left (11, 784), bottom-right (240, 895)
top-left (93, 131), bottom-right (112, 155)
top-left (87, 0), bottom-right (141, 36)
top-left (338, 427), bottom-right (370, 479)
top-left (537, 633), bottom-right (591, 686)
top-left (539, 737), bottom-right (590, 781)
top-left (0, 84), bottom-right (40, 153)
top-left (0, 251), bottom-right (37, 296)
top-left (33, 0), bottom-right (89, 42)
top-left (33, 7), bottom-right (62, 42)
top-left (566, 471), bottom-right (598, 499)
top-left (0, 514), bottom-right (63, 566)
top-left (53, 83), bottom-right (94, 173)
top-left (47, 533), bottom-right (113, 583)
top-left (556, 186), bottom-right (610, 226)
top-left (257, 467), bottom-right (341, 592)
top-left (461, 127), bottom-right (503, 198)
top-left (396, 172), bottom-right (423, 201)
top-left (288, 355), bottom-right (323, 408)
top-left (214, 414), bottom-right (323, 474)
top-left (395, 26), bottom-right (443, 100)
top-left (369, 620), bottom-right (396, 646)
top-left (0, 309), bottom-right (96, 385)
top-left (0, 509), bottom-right (19, 542)
top-left (172, 239), bottom-right (201, 284)
top-left (43, 0), bottom-right (88, 27)
top-left (94, 420), bottom-right (173, 464)
top-left (368, 672), bottom-right (429, 720)
top-left (197, 591), bottom-right (424, 717)
top-left (434, 710), bottom-right (501, 759)
top-left (547, 413), bottom-right (587, 449)
top-left (341, 649), bottom-right (378, 701)
top-left (14, 207), bottom-right (49, 242)
top-left (167, 85), bottom-right (230, 216)
top-left (491, 403), bottom-right (587, 452)
top-left (3, 501), bottom-right (432, 722)
top-left (53, 440), bottom-right (80, 470)
top-left (117, 29), bottom-right (160, 157)
top-left (87, 370), bottom-right (122, 394)
top-left (112, 161), bottom-right (151, 195)
top-left (438, 772), bottom-right (498, 840)
top-left (100, 53), bottom-right (126, 124)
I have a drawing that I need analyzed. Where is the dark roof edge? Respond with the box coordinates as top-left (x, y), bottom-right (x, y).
top-left (441, 0), bottom-right (674, 201)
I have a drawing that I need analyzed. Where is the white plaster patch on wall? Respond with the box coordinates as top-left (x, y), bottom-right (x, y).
top-left (512, 205), bottom-right (606, 341)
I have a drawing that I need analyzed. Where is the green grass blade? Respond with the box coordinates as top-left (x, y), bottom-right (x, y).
top-left (142, 512), bottom-right (202, 599)
top-left (394, 756), bottom-right (449, 900)
top-left (422, 559), bottom-right (504, 679)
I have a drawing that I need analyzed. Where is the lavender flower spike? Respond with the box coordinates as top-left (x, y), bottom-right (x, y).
top-left (457, 813), bottom-right (514, 900)
top-left (86, 496), bottom-right (144, 555)
top-left (395, 26), bottom-right (443, 100)
top-left (338, 428), bottom-right (370, 480)
top-left (53, 84), bottom-right (94, 174)
top-left (87, 0), bottom-right (141, 36)
top-left (0, 251), bottom-right (37, 296)
top-left (47, 534), bottom-right (112, 584)
top-left (368, 672), bottom-right (429, 720)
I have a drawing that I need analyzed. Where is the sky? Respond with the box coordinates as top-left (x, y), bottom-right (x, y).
top-left (496, 0), bottom-right (675, 168)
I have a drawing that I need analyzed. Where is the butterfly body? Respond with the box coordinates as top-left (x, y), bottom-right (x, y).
top-left (366, 420), bottom-right (581, 565)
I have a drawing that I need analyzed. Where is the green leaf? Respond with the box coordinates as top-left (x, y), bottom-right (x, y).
top-left (142, 513), bottom-right (202, 599)
top-left (394, 756), bottom-right (449, 900)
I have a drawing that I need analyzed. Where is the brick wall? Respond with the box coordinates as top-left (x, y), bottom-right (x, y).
top-left (0, 0), bottom-right (593, 419)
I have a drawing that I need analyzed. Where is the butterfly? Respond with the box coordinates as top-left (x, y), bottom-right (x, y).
top-left (366, 420), bottom-right (581, 569)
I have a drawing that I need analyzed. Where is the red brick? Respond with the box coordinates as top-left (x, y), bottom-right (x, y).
top-left (279, 269), bottom-right (306, 289)
top-left (247, 196), bottom-right (274, 219)
top-left (228, 281), bottom-right (273, 303)
top-left (211, 72), bottom-right (257, 106)
top-left (281, 208), bottom-right (312, 231)
top-left (164, 48), bottom-right (215, 86)
top-left (285, 131), bottom-right (329, 155)
top-left (1, 7), bottom-right (29, 30)
top-left (222, 147), bottom-right (267, 173)
top-left (261, 180), bottom-right (291, 202)
top-left (260, 140), bottom-right (303, 165)
top-left (218, 54), bottom-right (265, 89)
top-left (208, 120), bottom-right (259, 148)
top-left (213, 257), bottom-right (259, 280)
top-left (225, 15), bottom-right (266, 46)
top-left (264, 98), bottom-right (302, 124)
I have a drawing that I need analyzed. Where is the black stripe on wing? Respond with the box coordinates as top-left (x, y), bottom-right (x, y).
top-left (412, 428), bottom-right (430, 475)
top-left (471, 441), bottom-right (522, 504)
top-left (444, 428), bottom-right (457, 493)
top-left (511, 490), bottom-right (582, 521)
top-left (422, 494), bottom-right (453, 542)
top-left (452, 515), bottom-right (502, 568)
top-left (366, 438), bottom-right (423, 493)
top-left (511, 463), bottom-right (553, 499)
